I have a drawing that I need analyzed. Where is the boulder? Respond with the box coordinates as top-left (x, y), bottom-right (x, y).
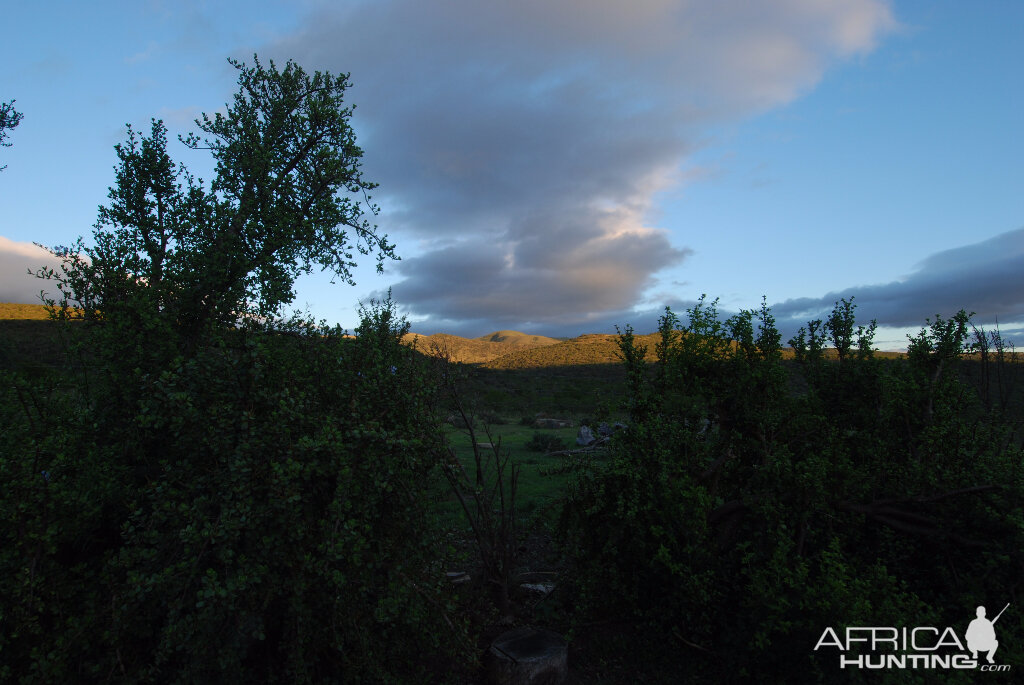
top-left (575, 425), bottom-right (595, 446)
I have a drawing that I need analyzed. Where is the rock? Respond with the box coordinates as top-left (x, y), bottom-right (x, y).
top-left (446, 571), bottom-right (470, 585)
top-left (575, 425), bottom-right (595, 446)
top-left (486, 627), bottom-right (568, 685)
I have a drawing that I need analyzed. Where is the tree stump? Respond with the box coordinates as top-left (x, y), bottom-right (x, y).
top-left (486, 626), bottom-right (568, 685)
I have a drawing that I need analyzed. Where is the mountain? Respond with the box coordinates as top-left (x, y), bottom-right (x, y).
top-left (476, 330), bottom-right (562, 346)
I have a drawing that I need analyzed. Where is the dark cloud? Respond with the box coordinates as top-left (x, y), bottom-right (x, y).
top-left (390, 208), bottom-right (690, 327)
top-left (269, 0), bottom-right (895, 330)
top-left (771, 227), bottom-right (1024, 334)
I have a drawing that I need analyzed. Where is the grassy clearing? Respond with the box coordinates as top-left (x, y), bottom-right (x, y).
top-left (432, 421), bottom-right (599, 530)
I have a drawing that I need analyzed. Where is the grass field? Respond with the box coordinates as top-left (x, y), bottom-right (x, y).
top-left (437, 421), bottom-right (597, 525)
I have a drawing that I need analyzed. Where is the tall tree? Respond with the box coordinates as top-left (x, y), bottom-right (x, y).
top-left (6, 59), bottom-right (466, 681)
top-left (45, 55), bottom-right (394, 338)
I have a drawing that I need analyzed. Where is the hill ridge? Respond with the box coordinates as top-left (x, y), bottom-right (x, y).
top-left (401, 330), bottom-right (562, 364)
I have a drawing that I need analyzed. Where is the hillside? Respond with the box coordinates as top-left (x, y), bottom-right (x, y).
top-left (479, 333), bottom-right (906, 368)
top-left (476, 330), bottom-right (562, 347)
top-left (483, 333), bottom-right (661, 369)
top-left (0, 303), bottom-right (51, 320)
top-left (402, 330), bottom-right (560, 364)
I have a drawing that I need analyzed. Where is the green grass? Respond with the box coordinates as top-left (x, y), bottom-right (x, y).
top-left (431, 419), bottom-right (609, 531)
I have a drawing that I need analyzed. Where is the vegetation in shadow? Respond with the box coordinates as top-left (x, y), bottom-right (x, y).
top-left (559, 297), bottom-right (1024, 683)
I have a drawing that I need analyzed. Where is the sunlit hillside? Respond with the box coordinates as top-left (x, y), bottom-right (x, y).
top-left (476, 330), bottom-right (562, 346)
top-left (0, 303), bottom-right (51, 320)
top-left (401, 330), bottom-right (560, 364)
top-left (484, 333), bottom-right (662, 369)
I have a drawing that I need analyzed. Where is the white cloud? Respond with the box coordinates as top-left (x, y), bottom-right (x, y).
top-left (0, 237), bottom-right (62, 304)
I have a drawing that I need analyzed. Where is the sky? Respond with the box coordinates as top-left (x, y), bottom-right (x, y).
top-left (2, 1), bottom-right (1022, 349)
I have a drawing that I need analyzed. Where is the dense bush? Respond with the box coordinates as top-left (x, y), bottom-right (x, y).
top-left (560, 297), bottom-right (1024, 682)
top-left (0, 302), bottom-right (467, 682)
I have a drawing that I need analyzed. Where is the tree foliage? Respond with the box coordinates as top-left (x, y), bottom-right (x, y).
top-left (1, 98), bottom-right (24, 171)
top-left (1, 304), bottom-right (466, 682)
top-left (40, 56), bottom-right (394, 342)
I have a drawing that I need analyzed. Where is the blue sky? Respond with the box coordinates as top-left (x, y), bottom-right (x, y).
top-left (2, 1), bottom-right (1021, 348)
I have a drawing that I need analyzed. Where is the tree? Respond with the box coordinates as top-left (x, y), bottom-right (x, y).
top-left (43, 55), bottom-right (395, 339)
top-left (5, 57), bottom-right (470, 682)
top-left (0, 98), bottom-right (24, 171)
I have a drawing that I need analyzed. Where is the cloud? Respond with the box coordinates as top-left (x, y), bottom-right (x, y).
top-left (771, 227), bottom-right (1024, 332)
top-left (0, 237), bottom-right (62, 305)
top-left (268, 0), bottom-right (896, 332)
top-left (390, 204), bottom-right (691, 329)
top-left (401, 227), bottom-right (1024, 347)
